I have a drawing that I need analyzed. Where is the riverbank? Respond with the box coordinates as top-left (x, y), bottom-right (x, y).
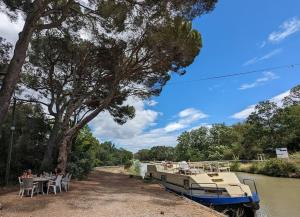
top-left (231, 153), bottom-right (300, 178)
top-left (0, 167), bottom-right (222, 217)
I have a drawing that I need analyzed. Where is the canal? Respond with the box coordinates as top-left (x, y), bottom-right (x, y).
top-left (236, 172), bottom-right (300, 217)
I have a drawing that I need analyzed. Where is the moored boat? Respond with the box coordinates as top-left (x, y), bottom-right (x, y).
top-left (145, 161), bottom-right (260, 217)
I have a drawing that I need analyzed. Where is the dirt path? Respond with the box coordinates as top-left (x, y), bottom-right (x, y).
top-left (0, 167), bottom-right (223, 217)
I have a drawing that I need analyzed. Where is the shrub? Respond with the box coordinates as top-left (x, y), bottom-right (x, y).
top-left (230, 161), bottom-right (241, 171)
top-left (124, 161), bottom-right (132, 169)
top-left (261, 159), bottom-right (298, 177)
top-left (128, 160), bottom-right (141, 176)
top-left (67, 155), bottom-right (95, 180)
top-left (247, 162), bottom-right (266, 174)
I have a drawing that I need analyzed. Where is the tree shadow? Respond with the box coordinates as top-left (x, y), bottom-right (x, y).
top-left (3, 197), bottom-right (52, 213)
top-left (0, 169), bottom-right (188, 214)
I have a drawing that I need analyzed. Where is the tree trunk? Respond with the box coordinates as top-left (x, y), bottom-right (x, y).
top-left (56, 130), bottom-right (75, 172)
top-left (0, 13), bottom-right (38, 126)
top-left (41, 122), bottom-right (62, 171)
top-left (56, 105), bottom-right (109, 172)
top-left (56, 89), bottom-right (117, 172)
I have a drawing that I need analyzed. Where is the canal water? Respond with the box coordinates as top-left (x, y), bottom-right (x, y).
top-left (140, 164), bottom-right (300, 217)
top-left (236, 172), bottom-right (300, 217)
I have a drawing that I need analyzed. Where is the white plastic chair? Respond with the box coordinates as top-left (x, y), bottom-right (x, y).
top-left (47, 175), bottom-right (62, 195)
top-left (62, 173), bottom-right (72, 192)
top-left (61, 173), bottom-right (69, 192)
top-left (18, 177), bottom-right (24, 196)
top-left (21, 178), bottom-right (37, 198)
top-left (179, 161), bottom-right (190, 174)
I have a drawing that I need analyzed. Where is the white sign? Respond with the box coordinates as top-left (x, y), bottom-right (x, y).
top-left (276, 148), bottom-right (289, 159)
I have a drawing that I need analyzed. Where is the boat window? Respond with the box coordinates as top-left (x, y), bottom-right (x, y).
top-left (212, 178), bottom-right (223, 182)
top-left (161, 175), bottom-right (166, 182)
top-left (183, 179), bottom-right (189, 190)
top-left (207, 173), bottom-right (219, 177)
top-left (205, 189), bottom-right (223, 194)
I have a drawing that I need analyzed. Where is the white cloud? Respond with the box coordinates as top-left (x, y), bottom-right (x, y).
top-left (164, 122), bottom-right (185, 132)
top-left (231, 105), bottom-right (256, 120)
top-left (90, 102), bottom-right (178, 152)
top-left (145, 99), bottom-right (158, 107)
top-left (231, 90), bottom-right (290, 120)
top-left (259, 41), bottom-right (266, 48)
top-left (189, 123), bottom-right (212, 131)
top-left (271, 90), bottom-right (290, 106)
top-left (243, 57), bottom-right (258, 66)
top-left (260, 49), bottom-right (282, 60)
top-left (239, 71), bottom-right (279, 90)
top-left (164, 108), bottom-right (208, 132)
top-left (268, 17), bottom-right (300, 43)
top-left (90, 97), bottom-right (159, 140)
top-left (115, 131), bottom-right (178, 152)
top-left (243, 49), bottom-right (282, 66)
top-left (0, 12), bottom-right (24, 44)
top-left (179, 108), bottom-right (202, 118)
top-left (90, 103), bottom-right (208, 152)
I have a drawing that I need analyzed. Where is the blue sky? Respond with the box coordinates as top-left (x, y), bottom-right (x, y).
top-left (90, 0), bottom-right (300, 152)
top-left (1, 0), bottom-right (300, 152)
top-left (157, 0), bottom-right (300, 126)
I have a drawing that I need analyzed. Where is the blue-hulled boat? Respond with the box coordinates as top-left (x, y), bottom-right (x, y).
top-left (145, 161), bottom-right (260, 217)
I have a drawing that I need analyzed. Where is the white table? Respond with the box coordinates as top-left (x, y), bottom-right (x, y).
top-left (33, 177), bottom-right (51, 194)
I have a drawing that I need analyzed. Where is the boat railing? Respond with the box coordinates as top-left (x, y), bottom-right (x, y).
top-left (147, 161), bottom-right (232, 173)
top-left (190, 183), bottom-right (220, 198)
top-left (243, 178), bottom-right (258, 195)
top-left (187, 161), bottom-right (231, 173)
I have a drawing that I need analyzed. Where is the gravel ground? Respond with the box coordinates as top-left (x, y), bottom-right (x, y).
top-left (0, 167), bottom-right (223, 217)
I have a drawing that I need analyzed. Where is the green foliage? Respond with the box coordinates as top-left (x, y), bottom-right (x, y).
top-left (262, 159), bottom-right (298, 177)
top-left (134, 149), bottom-right (152, 161)
top-left (283, 85), bottom-right (300, 106)
top-left (124, 160), bottom-right (133, 169)
top-left (135, 146), bottom-right (175, 161)
top-left (248, 163), bottom-right (263, 174)
top-left (175, 124), bottom-right (238, 161)
top-left (97, 1), bottom-right (131, 32)
top-left (238, 159), bottom-right (300, 177)
top-left (67, 126), bottom-right (101, 179)
top-left (136, 89), bottom-right (300, 166)
top-left (128, 159), bottom-right (141, 176)
top-left (230, 161), bottom-right (241, 171)
top-left (172, 86), bottom-right (300, 162)
top-left (0, 104), bottom-right (50, 185)
top-left (134, 91), bottom-right (300, 164)
top-left (68, 129), bottom-right (133, 179)
top-left (97, 141), bottom-right (132, 166)
top-left (0, 107), bottom-right (134, 184)
top-left (175, 131), bottom-right (192, 161)
top-left (1, 0), bottom-right (218, 172)
top-left (0, 37), bottom-right (12, 67)
top-left (290, 152), bottom-right (300, 163)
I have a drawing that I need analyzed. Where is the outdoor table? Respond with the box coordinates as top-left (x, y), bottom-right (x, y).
top-left (33, 177), bottom-right (51, 194)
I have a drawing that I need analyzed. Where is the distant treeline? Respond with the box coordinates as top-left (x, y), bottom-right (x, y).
top-left (135, 85), bottom-right (300, 162)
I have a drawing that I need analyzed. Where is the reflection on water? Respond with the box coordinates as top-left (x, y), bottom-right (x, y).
top-left (236, 172), bottom-right (300, 217)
